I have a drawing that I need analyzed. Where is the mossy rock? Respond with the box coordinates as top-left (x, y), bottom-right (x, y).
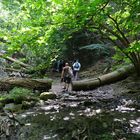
top-left (3, 103), bottom-right (22, 112)
top-left (22, 101), bottom-right (36, 109)
top-left (40, 92), bottom-right (57, 101)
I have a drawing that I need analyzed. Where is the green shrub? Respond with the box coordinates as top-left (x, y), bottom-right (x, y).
top-left (9, 87), bottom-right (32, 103)
top-left (9, 87), bottom-right (31, 96)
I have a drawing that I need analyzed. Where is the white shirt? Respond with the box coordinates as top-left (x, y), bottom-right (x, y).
top-left (73, 62), bottom-right (81, 71)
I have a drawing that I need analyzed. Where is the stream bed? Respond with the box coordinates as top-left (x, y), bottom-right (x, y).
top-left (1, 76), bottom-right (140, 140)
top-left (17, 101), bottom-right (140, 140)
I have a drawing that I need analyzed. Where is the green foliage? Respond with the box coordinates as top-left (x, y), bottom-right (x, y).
top-left (128, 41), bottom-right (140, 53)
top-left (1, 87), bottom-right (32, 103)
top-left (0, 0), bottom-right (140, 75)
top-left (9, 87), bottom-right (31, 97)
top-left (112, 47), bottom-right (130, 62)
top-left (0, 0), bottom-right (59, 70)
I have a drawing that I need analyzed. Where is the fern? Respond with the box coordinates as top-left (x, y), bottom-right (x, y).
top-left (80, 44), bottom-right (105, 50)
top-left (80, 43), bottom-right (110, 56)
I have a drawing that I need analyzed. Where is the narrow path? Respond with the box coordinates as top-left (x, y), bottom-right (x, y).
top-left (47, 73), bottom-right (66, 94)
top-left (51, 80), bottom-right (63, 94)
top-left (51, 78), bottom-right (72, 94)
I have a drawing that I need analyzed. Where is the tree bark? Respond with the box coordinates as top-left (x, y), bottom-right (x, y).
top-left (72, 65), bottom-right (135, 91)
top-left (0, 78), bottom-right (52, 92)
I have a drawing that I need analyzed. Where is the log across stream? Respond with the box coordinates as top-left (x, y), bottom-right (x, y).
top-left (0, 78), bottom-right (52, 92)
top-left (72, 65), bottom-right (134, 91)
top-left (0, 65), bottom-right (134, 92)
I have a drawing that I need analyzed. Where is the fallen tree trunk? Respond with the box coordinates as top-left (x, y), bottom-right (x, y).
top-left (0, 78), bottom-right (52, 92)
top-left (0, 52), bottom-right (30, 68)
top-left (72, 64), bottom-right (135, 91)
top-left (4, 68), bottom-right (21, 72)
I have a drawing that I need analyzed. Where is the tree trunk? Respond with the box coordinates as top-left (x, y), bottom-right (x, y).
top-left (0, 78), bottom-right (52, 92)
top-left (0, 52), bottom-right (30, 68)
top-left (72, 64), bottom-right (134, 91)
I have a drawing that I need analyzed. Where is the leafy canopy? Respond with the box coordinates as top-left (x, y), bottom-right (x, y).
top-left (0, 0), bottom-right (140, 75)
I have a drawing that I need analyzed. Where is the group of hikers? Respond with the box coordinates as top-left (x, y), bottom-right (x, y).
top-left (60, 60), bottom-right (81, 92)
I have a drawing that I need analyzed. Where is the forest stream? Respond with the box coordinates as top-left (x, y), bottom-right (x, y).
top-left (0, 0), bottom-right (140, 139)
top-left (1, 74), bottom-right (140, 140)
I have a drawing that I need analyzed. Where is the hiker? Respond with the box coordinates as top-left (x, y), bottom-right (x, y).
top-left (59, 60), bottom-right (65, 73)
top-left (61, 62), bottom-right (73, 91)
top-left (72, 60), bottom-right (81, 80)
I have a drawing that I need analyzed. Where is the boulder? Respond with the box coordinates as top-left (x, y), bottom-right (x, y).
top-left (40, 92), bottom-right (57, 101)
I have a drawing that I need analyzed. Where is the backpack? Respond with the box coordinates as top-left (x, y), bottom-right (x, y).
top-left (64, 67), bottom-right (73, 78)
top-left (68, 68), bottom-right (73, 78)
top-left (74, 62), bottom-right (80, 69)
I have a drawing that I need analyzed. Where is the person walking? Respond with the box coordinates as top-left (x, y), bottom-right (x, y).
top-left (72, 60), bottom-right (81, 80)
top-left (61, 62), bottom-right (73, 91)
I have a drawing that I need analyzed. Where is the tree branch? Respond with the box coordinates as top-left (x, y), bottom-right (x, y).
top-left (100, 24), bottom-right (127, 48)
top-left (107, 14), bottom-right (130, 45)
